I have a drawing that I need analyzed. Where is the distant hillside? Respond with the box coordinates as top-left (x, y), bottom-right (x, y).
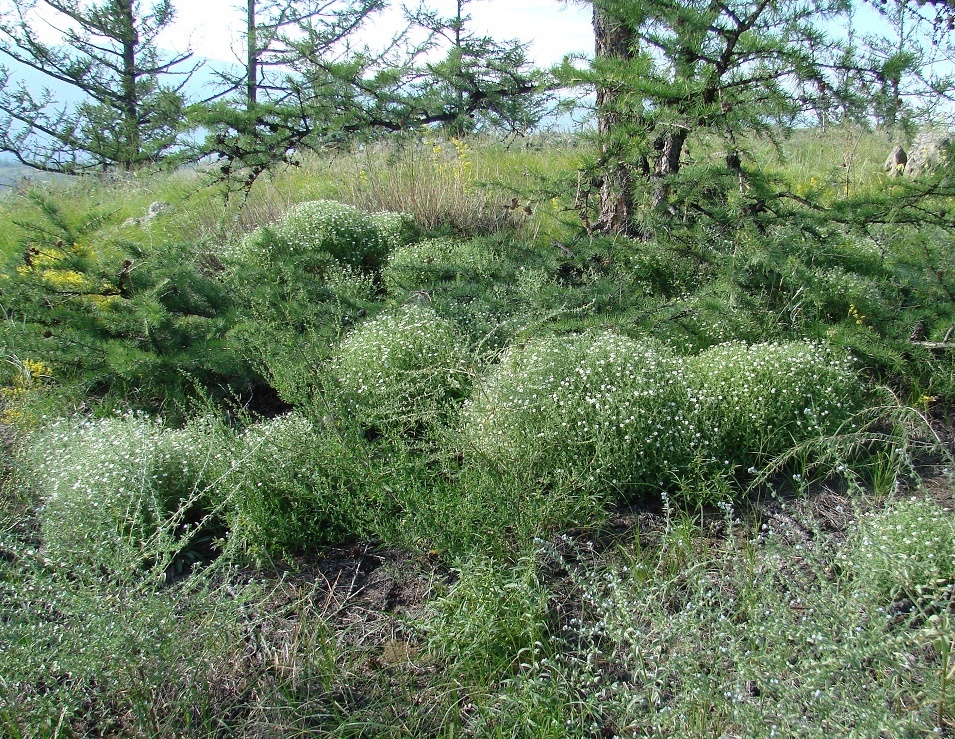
top-left (0, 157), bottom-right (37, 187)
top-left (0, 156), bottom-right (68, 188)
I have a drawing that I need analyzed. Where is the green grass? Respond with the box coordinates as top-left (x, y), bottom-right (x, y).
top-left (2, 125), bottom-right (955, 736)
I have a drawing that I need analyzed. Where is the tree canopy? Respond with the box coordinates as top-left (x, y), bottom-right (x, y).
top-left (0, 0), bottom-right (197, 173)
top-left (577, 0), bottom-right (954, 235)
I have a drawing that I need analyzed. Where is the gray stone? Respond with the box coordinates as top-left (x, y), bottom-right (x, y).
top-left (906, 130), bottom-right (953, 177)
top-left (883, 145), bottom-right (907, 176)
top-left (145, 200), bottom-right (170, 220)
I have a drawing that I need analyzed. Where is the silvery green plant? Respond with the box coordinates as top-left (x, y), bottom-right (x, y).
top-left (843, 498), bottom-right (955, 604)
top-left (463, 335), bottom-right (865, 500)
top-left (462, 332), bottom-right (693, 497)
top-left (235, 201), bottom-right (417, 271)
top-left (502, 515), bottom-right (944, 737)
top-left (228, 201), bottom-right (417, 300)
top-left (20, 413), bottom-right (228, 574)
top-left (332, 305), bottom-right (470, 434)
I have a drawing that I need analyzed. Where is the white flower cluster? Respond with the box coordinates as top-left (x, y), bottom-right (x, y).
top-left (462, 332), bottom-right (691, 493)
top-left (332, 305), bottom-right (468, 432)
top-left (462, 334), bottom-right (864, 496)
top-left (234, 201), bottom-right (418, 276)
top-left (368, 210), bottom-right (420, 250)
top-left (686, 340), bottom-right (862, 463)
top-left (273, 200), bottom-right (387, 267)
top-left (843, 498), bottom-right (955, 602)
top-left (383, 237), bottom-right (505, 289)
top-left (21, 413), bottom-right (223, 570)
top-left (322, 262), bottom-right (377, 302)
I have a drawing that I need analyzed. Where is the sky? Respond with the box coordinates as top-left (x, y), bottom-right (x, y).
top-left (159, 0), bottom-right (596, 68)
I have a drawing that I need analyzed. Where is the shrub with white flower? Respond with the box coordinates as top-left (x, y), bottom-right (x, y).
top-left (223, 413), bottom-right (369, 559)
top-left (332, 305), bottom-right (469, 433)
top-left (232, 200), bottom-right (415, 280)
top-left (383, 237), bottom-right (506, 290)
top-left (271, 200), bottom-right (389, 268)
top-left (843, 499), bottom-right (955, 603)
top-left (21, 413), bottom-right (227, 572)
top-left (369, 210), bottom-right (420, 251)
top-left (322, 262), bottom-right (377, 302)
top-left (685, 341), bottom-right (864, 468)
top-left (462, 332), bottom-right (693, 496)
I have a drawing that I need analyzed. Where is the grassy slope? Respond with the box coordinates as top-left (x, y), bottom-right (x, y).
top-left (1, 127), bottom-right (955, 736)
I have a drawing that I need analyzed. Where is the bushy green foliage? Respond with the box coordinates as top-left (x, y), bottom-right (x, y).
top-left (380, 234), bottom-right (542, 352)
top-left (368, 210), bottom-right (421, 250)
top-left (222, 413), bottom-right (376, 559)
top-left (427, 555), bottom-right (550, 684)
top-left (844, 498), bottom-right (955, 603)
top-left (0, 191), bottom-right (255, 412)
top-left (236, 200), bottom-right (394, 271)
top-left (500, 512), bottom-right (946, 737)
top-left (224, 201), bottom-right (423, 407)
top-left (463, 332), bottom-right (692, 497)
top-left (225, 200), bottom-right (410, 310)
top-left (464, 333), bottom-right (865, 499)
top-left (276, 199), bottom-right (386, 267)
top-left (0, 562), bottom-right (259, 737)
top-left (7, 130), bottom-right (955, 739)
top-left (686, 341), bottom-right (865, 470)
top-left (20, 413), bottom-right (227, 572)
top-left (383, 236), bottom-right (508, 289)
top-left (332, 305), bottom-right (469, 433)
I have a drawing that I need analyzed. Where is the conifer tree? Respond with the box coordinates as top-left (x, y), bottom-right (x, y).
top-left (0, 0), bottom-right (196, 174)
top-left (198, 0), bottom-right (546, 190)
top-left (861, 0), bottom-right (955, 127)
top-left (583, 0), bottom-right (861, 235)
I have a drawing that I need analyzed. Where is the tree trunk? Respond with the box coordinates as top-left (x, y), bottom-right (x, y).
top-left (247, 0), bottom-right (258, 107)
top-left (651, 129), bottom-right (687, 211)
top-left (593, 0), bottom-right (635, 234)
top-left (117, 0), bottom-right (140, 170)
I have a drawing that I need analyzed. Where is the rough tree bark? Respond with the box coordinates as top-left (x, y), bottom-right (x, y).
top-left (118, 0), bottom-right (141, 171)
top-left (593, 0), bottom-right (636, 234)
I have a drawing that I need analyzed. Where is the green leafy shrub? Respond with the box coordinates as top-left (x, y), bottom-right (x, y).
top-left (843, 498), bottom-right (955, 603)
top-left (221, 413), bottom-right (375, 559)
top-left (462, 332), bottom-right (692, 497)
top-left (331, 305), bottom-right (469, 433)
top-left (383, 237), bottom-right (507, 290)
top-left (382, 235), bottom-right (533, 350)
top-left (20, 413), bottom-right (227, 572)
top-left (685, 341), bottom-right (865, 469)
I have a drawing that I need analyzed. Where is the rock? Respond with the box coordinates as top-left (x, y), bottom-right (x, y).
top-left (883, 145), bottom-right (907, 176)
top-left (906, 130), bottom-right (953, 177)
top-left (121, 201), bottom-right (170, 228)
top-left (145, 201), bottom-right (170, 220)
